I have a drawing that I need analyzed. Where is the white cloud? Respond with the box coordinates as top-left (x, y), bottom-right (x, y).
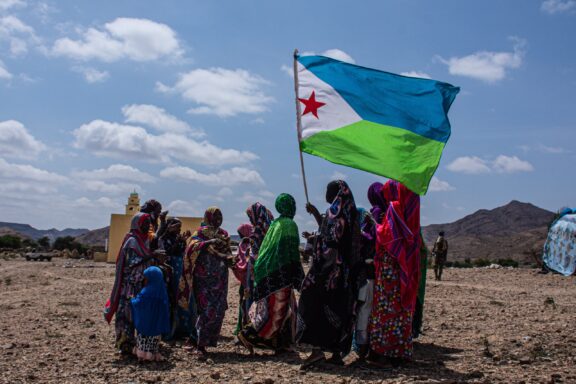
top-left (447, 155), bottom-right (534, 174)
top-left (538, 145), bottom-right (567, 154)
top-left (72, 164), bottom-right (155, 183)
top-left (72, 196), bottom-right (122, 210)
top-left (72, 66), bottom-right (109, 83)
top-left (0, 59), bottom-right (11, 79)
top-left (446, 156), bottom-right (491, 174)
top-left (321, 49), bottom-right (356, 64)
top-left (0, 180), bottom-right (58, 194)
top-left (400, 71), bottom-right (432, 79)
top-left (0, 157), bottom-right (67, 183)
top-left (492, 155), bottom-right (534, 173)
top-left (0, 0), bottom-right (26, 11)
top-left (0, 15), bottom-right (41, 56)
top-left (160, 166), bottom-right (265, 187)
top-left (157, 68), bottom-right (274, 118)
top-left (300, 49), bottom-right (355, 64)
top-left (52, 17), bottom-right (183, 62)
top-left (438, 38), bottom-right (526, 82)
top-left (72, 119), bottom-right (258, 166)
top-left (166, 199), bottom-right (202, 217)
top-left (122, 104), bottom-right (204, 137)
top-left (0, 120), bottom-right (46, 159)
top-left (283, 49), bottom-right (355, 78)
top-left (541, 0), bottom-right (576, 14)
top-left (428, 176), bottom-right (455, 192)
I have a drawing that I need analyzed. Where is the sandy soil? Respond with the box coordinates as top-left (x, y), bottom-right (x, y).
top-left (0, 258), bottom-right (575, 384)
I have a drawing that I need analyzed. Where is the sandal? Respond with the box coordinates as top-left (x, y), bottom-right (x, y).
top-left (237, 333), bottom-right (254, 355)
top-left (300, 350), bottom-right (325, 370)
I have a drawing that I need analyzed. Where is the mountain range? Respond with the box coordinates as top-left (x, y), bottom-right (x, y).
top-left (421, 200), bottom-right (555, 263)
top-left (0, 222), bottom-right (89, 242)
top-left (1, 200), bottom-right (556, 264)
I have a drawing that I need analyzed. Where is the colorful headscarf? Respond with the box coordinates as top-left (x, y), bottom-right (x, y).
top-left (253, 193), bottom-right (304, 301)
top-left (246, 202), bottom-right (274, 256)
top-left (323, 180), bottom-right (358, 246)
top-left (177, 207), bottom-right (230, 309)
top-left (130, 266), bottom-right (170, 336)
top-left (376, 180), bottom-right (421, 311)
top-left (275, 193), bottom-right (296, 219)
top-left (104, 213), bottom-right (152, 323)
top-left (367, 182), bottom-right (386, 224)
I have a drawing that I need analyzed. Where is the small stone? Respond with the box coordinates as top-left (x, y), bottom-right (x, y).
top-left (519, 357), bottom-right (532, 365)
top-left (210, 372), bottom-right (221, 380)
top-left (2, 343), bottom-right (15, 349)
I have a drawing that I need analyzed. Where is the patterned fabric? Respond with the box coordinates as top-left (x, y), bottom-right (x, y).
top-left (377, 180), bottom-right (421, 311)
top-left (368, 250), bottom-right (413, 359)
top-left (240, 287), bottom-right (297, 350)
top-left (177, 207), bottom-right (230, 310)
top-left (252, 194), bottom-right (304, 299)
top-left (193, 249), bottom-right (229, 347)
top-left (158, 221), bottom-right (193, 340)
top-left (543, 212), bottom-right (576, 276)
top-left (247, 203), bottom-right (274, 256)
top-left (113, 248), bottom-right (152, 353)
top-left (297, 180), bottom-right (361, 354)
top-left (135, 333), bottom-right (161, 354)
top-left (232, 224), bottom-right (254, 284)
top-left (232, 223), bottom-right (254, 334)
top-left (105, 213), bottom-right (152, 324)
top-left (238, 194), bottom-right (303, 351)
top-left (370, 180), bottom-right (421, 360)
top-left (177, 206), bottom-right (231, 348)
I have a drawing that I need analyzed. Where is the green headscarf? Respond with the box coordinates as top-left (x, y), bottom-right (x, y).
top-left (275, 193), bottom-right (296, 219)
top-left (252, 193), bottom-right (304, 301)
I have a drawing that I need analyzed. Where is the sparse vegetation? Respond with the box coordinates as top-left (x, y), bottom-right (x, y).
top-left (0, 235), bottom-right (21, 249)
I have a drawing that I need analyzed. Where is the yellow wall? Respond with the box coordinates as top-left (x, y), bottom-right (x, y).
top-left (106, 215), bottom-right (203, 263)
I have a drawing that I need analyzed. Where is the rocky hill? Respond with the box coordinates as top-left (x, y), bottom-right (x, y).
top-left (0, 227), bottom-right (32, 239)
top-left (0, 222), bottom-right (89, 241)
top-left (422, 200), bottom-right (555, 264)
top-left (74, 227), bottom-right (109, 247)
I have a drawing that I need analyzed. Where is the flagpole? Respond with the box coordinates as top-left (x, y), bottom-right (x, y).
top-left (293, 49), bottom-right (310, 204)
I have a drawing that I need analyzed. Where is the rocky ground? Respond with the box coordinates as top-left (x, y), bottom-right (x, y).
top-left (0, 258), bottom-right (575, 384)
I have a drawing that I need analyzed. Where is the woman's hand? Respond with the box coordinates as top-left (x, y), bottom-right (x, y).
top-left (306, 203), bottom-right (319, 216)
top-left (306, 203), bottom-right (323, 227)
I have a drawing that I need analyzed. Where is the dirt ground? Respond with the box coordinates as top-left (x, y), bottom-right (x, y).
top-left (0, 258), bottom-right (574, 384)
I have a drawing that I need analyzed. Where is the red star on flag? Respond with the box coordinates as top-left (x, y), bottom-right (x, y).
top-left (299, 90), bottom-right (325, 119)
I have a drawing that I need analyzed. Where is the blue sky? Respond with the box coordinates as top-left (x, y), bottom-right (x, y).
top-left (0, 0), bottom-right (574, 233)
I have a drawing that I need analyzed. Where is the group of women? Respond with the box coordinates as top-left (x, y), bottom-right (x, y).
top-left (104, 179), bottom-right (427, 369)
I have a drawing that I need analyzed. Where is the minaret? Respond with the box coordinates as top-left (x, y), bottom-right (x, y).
top-left (125, 191), bottom-right (140, 215)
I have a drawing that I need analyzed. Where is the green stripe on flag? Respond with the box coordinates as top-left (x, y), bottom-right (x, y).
top-left (300, 121), bottom-right (445, 194)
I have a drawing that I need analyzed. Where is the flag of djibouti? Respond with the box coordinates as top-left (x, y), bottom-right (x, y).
top-left (296, 54), bottom-right (460, 195)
